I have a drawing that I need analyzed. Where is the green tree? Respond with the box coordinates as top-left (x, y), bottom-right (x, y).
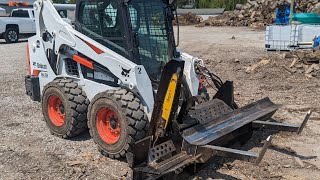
top-left (68, 0), bottom-right (76, 4)
top-left (197, 0), bottom-right (247, 11)
top-left (52, 0), bottom-right (66, 3)
top-left (52, 0), bottom-right (76, 4)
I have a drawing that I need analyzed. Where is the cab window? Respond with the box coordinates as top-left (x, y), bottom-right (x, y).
top-left (11, 10), bottom-right (29, 17)
top-left (78, 0), bottom-right (129, 58)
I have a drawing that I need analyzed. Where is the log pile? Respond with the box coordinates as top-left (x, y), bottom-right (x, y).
top-left (295, 0), bottom-right (320, 13)
top-left (198, 0), bottom-right (320, 28)
top-left (198, 0), bottom-right (282, 27)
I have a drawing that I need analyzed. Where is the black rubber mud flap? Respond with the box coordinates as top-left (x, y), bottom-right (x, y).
top-left (25, 75), bottom-right (41, 102)
top-left (182, 98), bottom-right (281, 146)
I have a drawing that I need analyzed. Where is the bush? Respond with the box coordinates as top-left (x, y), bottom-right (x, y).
top-left (196, 0), bottom-right (247, 11)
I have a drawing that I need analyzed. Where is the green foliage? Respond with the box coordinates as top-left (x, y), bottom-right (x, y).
top-left (196, 0), bottom-right (247, 11)
top-left (52, 0), bottom-right (76, 4)
top-left (52, 0), bottom-right (66, 3)
top-left (68, 0), bottom-right (77, 4)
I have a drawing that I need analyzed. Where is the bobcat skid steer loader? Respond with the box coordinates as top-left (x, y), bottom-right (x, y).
top-left (25, 0), bottom-right (312, 179)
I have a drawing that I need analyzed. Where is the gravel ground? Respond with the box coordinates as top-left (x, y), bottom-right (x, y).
top-left (0, 27), bottom-right (319, 179)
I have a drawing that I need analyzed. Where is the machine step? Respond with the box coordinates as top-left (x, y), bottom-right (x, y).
top-left (133, 151), bottom-right (200, 179)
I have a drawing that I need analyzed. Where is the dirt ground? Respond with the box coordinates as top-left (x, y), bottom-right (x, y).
top-left (0, 27), bottom-right (319, 180)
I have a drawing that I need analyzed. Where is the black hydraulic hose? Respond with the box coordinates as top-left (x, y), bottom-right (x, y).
top-left (209, 72), bottom-right (223, 87)
top-left (195, 61), bottom-right (223, 90)
top-left (203, 66), bottom-right (223, 89)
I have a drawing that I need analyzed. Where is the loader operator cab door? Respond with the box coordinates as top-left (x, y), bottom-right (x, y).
top-left (75, 0), bottom-right (177, 82)
top-left (76, 0), bottom-right (132, 59)
top-left (127, 0), bottom-right (176, 81)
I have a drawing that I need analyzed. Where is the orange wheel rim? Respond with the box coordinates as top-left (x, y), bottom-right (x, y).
top-left (47, 95), bottom-right (65, 127)
top-left (96, 107), bottom-right (121, 145)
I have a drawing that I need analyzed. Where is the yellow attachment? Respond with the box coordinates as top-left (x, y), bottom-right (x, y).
top-left (161, 73), bottom-right (178, 128)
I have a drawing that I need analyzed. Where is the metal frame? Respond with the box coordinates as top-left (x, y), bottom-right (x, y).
top-left (265, 24), bottom-right (320, 51)
top-left (131, 109), bottom-right (312, 179)
top-left (252, 110), bottom-right (312, 134)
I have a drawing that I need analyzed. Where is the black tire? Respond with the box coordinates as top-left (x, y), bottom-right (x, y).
top-left (42, 79), bottom-right (90, 138)
top-left (88, 89), bottom-right (149, 159)
top-left (4, 28), bottom-right (19, 43)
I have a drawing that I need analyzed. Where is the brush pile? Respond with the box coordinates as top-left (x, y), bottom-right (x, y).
top-left (174, 12), bottom-right (203, 25)
top-left (281, 50), bottom-right (320, 78)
